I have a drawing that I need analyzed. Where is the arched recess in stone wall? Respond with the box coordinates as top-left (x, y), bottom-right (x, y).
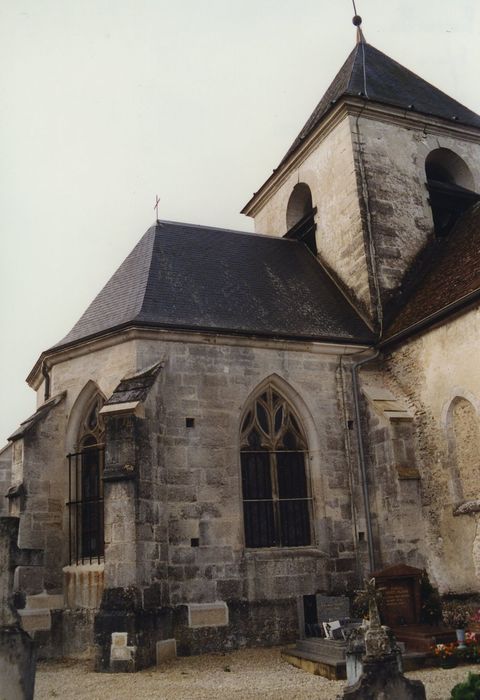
top-left (437, 395), bottom-right (480, 593)
top-left (238, 374), bottom-right (326, 550)
top-left (446, 396), bottom-right (480, 504)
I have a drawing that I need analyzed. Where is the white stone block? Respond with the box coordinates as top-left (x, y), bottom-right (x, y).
top-left (18, 609), bottom-right (51, 633)
top-left (156, 639), bottom-right (177, 664)
top-left (111, 645), bottom-right (135, 661)
top-left (26, 593), bottom-right (64, 610)
top-left (187, 602), bottom-right (228, 628)
top-left (111, 632), bottom-right (128, 647)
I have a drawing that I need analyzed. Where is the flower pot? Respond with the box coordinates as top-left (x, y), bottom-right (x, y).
top-left (440, 656), bottom-right (458, 669)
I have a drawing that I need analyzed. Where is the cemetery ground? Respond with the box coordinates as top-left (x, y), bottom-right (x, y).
top-left (35, 647), bottom-right (478, 699)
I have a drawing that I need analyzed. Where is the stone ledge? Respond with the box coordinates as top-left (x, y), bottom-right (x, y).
top-left (26, 593), bottom-right (64, 610)
top-left (245, 547), bottom-right (328, 561)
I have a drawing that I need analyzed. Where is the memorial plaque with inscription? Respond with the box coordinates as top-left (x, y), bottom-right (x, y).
top-left (371, 564), bottom-right (422, 628)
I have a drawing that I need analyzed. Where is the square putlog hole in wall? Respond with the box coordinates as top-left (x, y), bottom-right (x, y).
top-left (190, 538), bottom-right (200, 548)
top-left (186, 418), bottom-right (195, 428)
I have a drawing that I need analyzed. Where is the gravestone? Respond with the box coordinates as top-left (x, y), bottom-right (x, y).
top-left (0, 517), bottom-right (38, 700)
top-left (285, 596), bottom-right (360, 680)
top-left (371, 563), bottom-right (454, 652)
top-left (317, 595), bottom-right (350, 624)
top-left (341, 579), bottom-right (426, 700)
top-left (372, 564), bottom-right (422, 628)
top-left (298, 594), bottom-right (349, 638)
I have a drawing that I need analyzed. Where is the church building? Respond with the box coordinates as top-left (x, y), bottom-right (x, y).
top-left (2, 19), bottom-right (480, 671)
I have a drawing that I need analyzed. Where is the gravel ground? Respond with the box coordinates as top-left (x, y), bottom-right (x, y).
top-left (35, 647), bottom-right (478, 700)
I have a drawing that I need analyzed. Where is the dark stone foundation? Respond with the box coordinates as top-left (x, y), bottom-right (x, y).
top-left (94, 587), bottom-right (299, 672)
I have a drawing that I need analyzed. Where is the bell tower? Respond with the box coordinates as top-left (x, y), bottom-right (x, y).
top-left (242, 16), bottom-right (480, 331)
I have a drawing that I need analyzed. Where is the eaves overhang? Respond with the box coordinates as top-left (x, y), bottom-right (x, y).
top-left (27, 321), bottom-right (374, 390)
top-left (241, 97), bottom-right (480, 219)
top-left (380, 288), bottom-right (480, 350)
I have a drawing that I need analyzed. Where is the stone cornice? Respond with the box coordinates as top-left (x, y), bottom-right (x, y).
top-left (242, 97), bottom-right (480, 219)
top-left (27, 325), bottom-right (371, 390)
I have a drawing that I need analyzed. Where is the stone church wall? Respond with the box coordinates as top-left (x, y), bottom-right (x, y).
top-left (384, 303), bottom-right (480, 594)
top-left (0, 444), bottom-right (12, 516)
top-left (357, 115), bottom-right (480, 305)
top-left (93, 335), bottom-right (373, 662)
top-left (251, 114), bottom-right (372, 317)
top-left (10, 330), bottom-right (442, 661)
top-left (356, 368), bottom-right (426, 573)
top-left (135, 339), bottom-right (361, 612)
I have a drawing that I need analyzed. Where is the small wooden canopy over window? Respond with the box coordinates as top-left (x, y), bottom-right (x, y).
top-left (240, 387), bottom-right (312, 548)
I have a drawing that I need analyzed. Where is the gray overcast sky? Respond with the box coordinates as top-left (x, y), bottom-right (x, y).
top-left (1, 0), bottom-right (480, 445)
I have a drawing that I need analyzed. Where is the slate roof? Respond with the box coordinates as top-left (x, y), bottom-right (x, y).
top-left (281, 42), bottom-right (480, 166)
top-left (105, 362), bottom-right (163, 407)
top-left (8, 393), bottom-right (66, 442)
top-left (55, 221), bottom-right (373, 350)
top-left (384, 203), bottom-right (480, 343)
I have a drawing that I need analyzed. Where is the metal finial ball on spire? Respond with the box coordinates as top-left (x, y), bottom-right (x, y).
top-left (353, 15), bottom-right (362, 27)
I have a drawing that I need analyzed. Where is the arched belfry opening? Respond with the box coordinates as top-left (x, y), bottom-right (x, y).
top-left (425, 148), bottom-right (479, 236)
top-left (284, 183), bottom-right (317, 254)
top-left (240, 385), bottom-right (313, 548)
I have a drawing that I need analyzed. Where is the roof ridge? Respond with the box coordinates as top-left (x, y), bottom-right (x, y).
top-left (155, 218), bottom-right (299, 242)
top-left (133, 225), bottom-right (162, 324)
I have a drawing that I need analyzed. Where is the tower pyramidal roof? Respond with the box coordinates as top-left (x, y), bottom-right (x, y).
top-left (281, 40), bottom-right (480, 165)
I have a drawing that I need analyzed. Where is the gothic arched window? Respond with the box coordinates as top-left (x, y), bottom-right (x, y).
top-left (67, 393), bottom-right (105, 564)
top-left (240, 387), bottom-right (312, 548)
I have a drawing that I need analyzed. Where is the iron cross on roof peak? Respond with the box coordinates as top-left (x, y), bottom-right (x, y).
top-left (154, 195), bottom-right (161, 222)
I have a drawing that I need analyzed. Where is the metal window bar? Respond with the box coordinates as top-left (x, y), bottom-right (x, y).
top-left (66, 447), bottom-right (105, 565)
top-left (241, 447), bottom-right (314, 548)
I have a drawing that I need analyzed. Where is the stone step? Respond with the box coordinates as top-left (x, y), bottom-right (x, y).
top-left (296, 638), bottom-right (346, 662)
top-left (25, 593), bottom-right (64, 610)
top-left (294, 639), bottom-right (345, 664)
top-left (281, 647), bottom-right (346, 681)
top-left (18, 608), bottom-right (51, 634)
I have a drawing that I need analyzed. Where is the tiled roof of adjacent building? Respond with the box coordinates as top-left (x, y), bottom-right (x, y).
top-left (384, 203), bottom-right (480, 343)
top-left (54, 221), bottom-right (374, 350)
top-left (281, 42), bottom-right (480, 166)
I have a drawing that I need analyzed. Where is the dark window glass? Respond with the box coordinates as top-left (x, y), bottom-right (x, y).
top-left (241, 452), bottom-right (271, 500)
top-left (274, 405), bottom-right (284, 433)
top-left (67, 394), bottom-right (105, 564)
top-left (240, 387), bottom-right (312, 549)
top-left (256, 401), bottom-right (269, 433)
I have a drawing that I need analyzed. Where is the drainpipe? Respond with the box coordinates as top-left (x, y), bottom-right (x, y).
top-left (42, 362), bottom-right (51, 402)
top-left (351, 349), bottom-right (380, 574)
